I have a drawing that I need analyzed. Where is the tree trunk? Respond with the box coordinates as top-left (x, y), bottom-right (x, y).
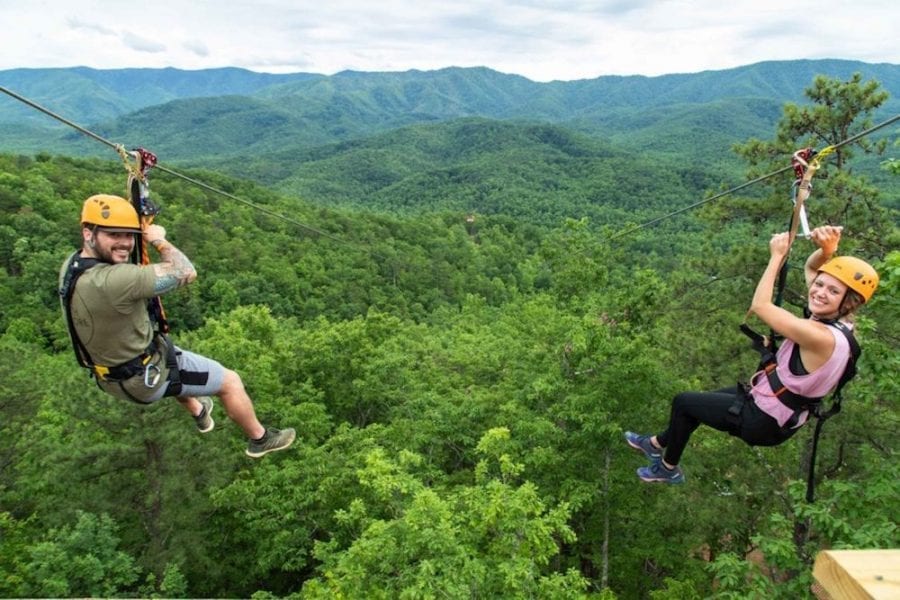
top-left (793, 435), bottom-right (813, 563)
top-left (601, 448), bottom-right (610, 589)
top-left (143, 436), bottom-right (167, 585)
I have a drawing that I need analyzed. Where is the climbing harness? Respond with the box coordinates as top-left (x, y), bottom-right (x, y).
top-left (58, 250), bottom-right (169, 383)
top-left (58, 148), bottom-right (182, 401)
top-left (737, 145), bottom-right (860, 502)
top-left (739, 319), bottom-right (860, 502)
top-left (740, 320), bottom-right (860, 418)
top-left (59, 253), bottom-right (183, 402)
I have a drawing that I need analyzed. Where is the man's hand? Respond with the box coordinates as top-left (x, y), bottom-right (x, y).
top-left (143, 224), bottom-right (167, 247)
top-left (143, 225), bottom-right (197, 293)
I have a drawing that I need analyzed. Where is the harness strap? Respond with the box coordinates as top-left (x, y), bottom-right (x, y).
top-left (739, 323), bottom-right (776, 364)
top-left (59, 252), bottom-right (102, 370)
top-left (806, 398), bottom-right (835, 502)
top-left (725, 383), bottom-right (750, 434)
top-left (161, 334), bottom-right (182, 397)
top-left (109, 333), bottom-right (179, 404)
top-left (92, 338), bottom-right (159, 381)
top-left (752, 363), bottom-right (824, 411)
top-left (738, 323), bottom-right (814, 418)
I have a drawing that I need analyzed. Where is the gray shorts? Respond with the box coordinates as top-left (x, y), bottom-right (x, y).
top-left (147, 346), bottom-right (226, 402)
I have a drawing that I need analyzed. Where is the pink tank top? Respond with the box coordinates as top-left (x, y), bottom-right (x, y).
top-left (749, 324), bottom-right (853, 428)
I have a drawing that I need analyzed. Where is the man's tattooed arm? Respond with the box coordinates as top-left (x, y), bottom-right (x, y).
top-left (150, 239), bottom-right (198, 294)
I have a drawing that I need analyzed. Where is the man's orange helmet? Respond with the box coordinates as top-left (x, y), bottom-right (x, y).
top-left (81, 195), bottom-right (141, 232)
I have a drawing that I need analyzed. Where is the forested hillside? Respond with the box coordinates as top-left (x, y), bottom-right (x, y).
top-left (3, 59), bottom-right (899, 163)
top-left (0, 66), bottom-right (317, 125)
top-left (0, 67), bottom-right (898, 598)
top-left (207, 117), bottom-right (724, 229)
top-left (3, 59), bottom-right (898, 222)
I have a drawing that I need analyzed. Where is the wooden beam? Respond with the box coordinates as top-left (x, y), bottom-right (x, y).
top-left (813, 550), bottom-right (900, 600)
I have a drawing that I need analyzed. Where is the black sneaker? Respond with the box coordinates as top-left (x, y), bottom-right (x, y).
top-left (246, 427), bottom-right (296, 458)
top-left (195, 397), bottom-right (215, 433)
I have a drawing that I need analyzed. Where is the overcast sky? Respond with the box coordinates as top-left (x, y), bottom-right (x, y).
top-left (1, 0), bottom-right (897, 82)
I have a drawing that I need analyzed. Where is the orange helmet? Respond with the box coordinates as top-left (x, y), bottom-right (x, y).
top-left (81, 195), bottom-right (141, 232)
top-left (818, 256), bottom-right (879, 303)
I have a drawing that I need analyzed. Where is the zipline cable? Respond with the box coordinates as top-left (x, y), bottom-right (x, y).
top-left (0, 84), bottom-right (122, 149)
top-left (150, 163), bottom-right (366, 249)
top-left (0, 84), bottom-right (387, 258)
top-left (607, 113), bottom-right (900, 242)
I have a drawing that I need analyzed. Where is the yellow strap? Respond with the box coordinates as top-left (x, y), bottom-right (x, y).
top-left (810, 145), bottom-right (836, 170)
top-left (93, 365), bottom-right (110, 381)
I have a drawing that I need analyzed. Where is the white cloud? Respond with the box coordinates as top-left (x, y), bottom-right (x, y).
top-left (66, 17), bottom-right (117, 37)
top-left (122, 32), bottom-right (167, 54)
top-left (183, 40), bottom-right (210, 58)
top-left (0, 0), bottom-right (897, 80)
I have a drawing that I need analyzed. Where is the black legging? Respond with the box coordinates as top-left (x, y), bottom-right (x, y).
top-left (655, 386), bottom-right (799, 465)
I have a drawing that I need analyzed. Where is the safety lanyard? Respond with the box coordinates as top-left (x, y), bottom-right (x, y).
top-left (118, 146), bottom-right (169, 333)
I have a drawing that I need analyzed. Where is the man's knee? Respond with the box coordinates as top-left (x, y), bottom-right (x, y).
top-left (219, 369), bottom-right (244, 396)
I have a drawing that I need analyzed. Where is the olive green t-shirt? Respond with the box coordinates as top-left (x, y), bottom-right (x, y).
top-left (63, 258), bottom-right (158, 366)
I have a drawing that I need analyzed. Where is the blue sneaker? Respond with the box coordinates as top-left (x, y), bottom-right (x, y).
top-left (624, 431), bottom-right (661, 461)
top-left (637, 461), bottom-right (685, 484)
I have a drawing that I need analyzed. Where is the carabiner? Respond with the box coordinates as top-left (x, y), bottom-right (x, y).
top-left (144, 363), bottom-right (162, 388)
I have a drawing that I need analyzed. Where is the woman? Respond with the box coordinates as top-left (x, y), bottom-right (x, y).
top-left (625, 225), bottom-right (879, 484)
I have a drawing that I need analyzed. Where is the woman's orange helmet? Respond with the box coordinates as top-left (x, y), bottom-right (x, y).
top-left (818, 256), bottom-right (879, 303)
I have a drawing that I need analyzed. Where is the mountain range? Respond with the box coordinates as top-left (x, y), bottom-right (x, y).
top-left (1, 59), bottom-right (898, 220)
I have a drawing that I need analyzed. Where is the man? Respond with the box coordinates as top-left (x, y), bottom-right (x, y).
top-left (59, 194), bottom-right (295, 458)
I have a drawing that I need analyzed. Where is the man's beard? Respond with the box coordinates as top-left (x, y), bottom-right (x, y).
top-left (93, 241), bottom-right (133, 264)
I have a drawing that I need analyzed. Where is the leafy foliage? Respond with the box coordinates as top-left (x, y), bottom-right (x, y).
top-left (0, 71), bottom-right (896, 598)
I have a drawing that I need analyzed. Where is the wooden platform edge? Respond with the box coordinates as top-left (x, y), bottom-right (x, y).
top-left (813, 549), bottom-right (900, 600)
